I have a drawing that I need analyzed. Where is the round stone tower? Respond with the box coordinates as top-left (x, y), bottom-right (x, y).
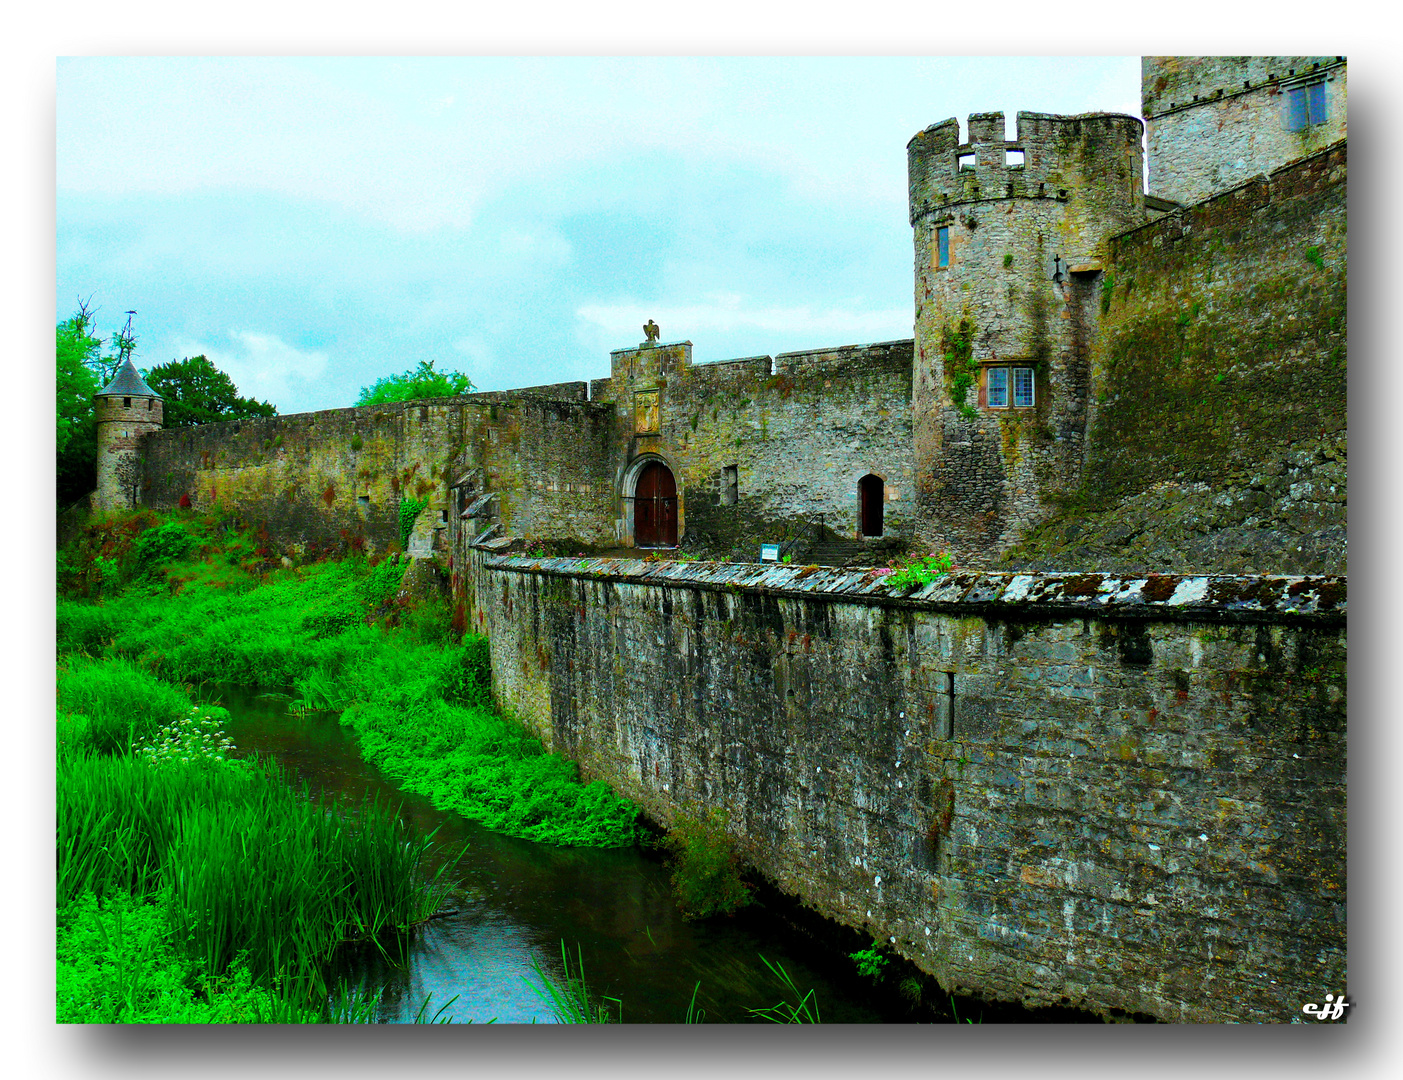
top-left (94, 359), bottom-right (163, 511)
top-left (906, 110), bottom-right (1145, 557)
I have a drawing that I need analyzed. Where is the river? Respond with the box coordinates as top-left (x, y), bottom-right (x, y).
top-left (221, 688), bottom-right (909, 1024)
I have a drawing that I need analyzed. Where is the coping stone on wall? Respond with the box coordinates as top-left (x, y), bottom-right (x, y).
top-left (479, 551), bottom-right (1345, 624)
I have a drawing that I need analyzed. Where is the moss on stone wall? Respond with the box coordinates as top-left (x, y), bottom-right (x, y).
top-left (1087, 145), bottom-right (1345, 509)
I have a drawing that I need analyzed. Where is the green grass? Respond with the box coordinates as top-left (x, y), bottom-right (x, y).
top-left (57, 510), bottom-right (637, 847)
top-left (57, 655), bottom-right (196, 755)
top-left (525, 941), bottom-right (623, 1023)
top-left (748, 956), bottom-right (823, 1023)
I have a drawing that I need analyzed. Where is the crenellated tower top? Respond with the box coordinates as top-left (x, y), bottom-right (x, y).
top-left (908, 111), bottom-right (1144, 240)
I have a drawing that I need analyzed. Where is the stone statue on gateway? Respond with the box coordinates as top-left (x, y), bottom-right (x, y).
top-left (643, 319), bottom-right (660, 345)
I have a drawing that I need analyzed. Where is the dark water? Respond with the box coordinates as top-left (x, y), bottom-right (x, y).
top-left (219, 688), bottom-right (902, 1024)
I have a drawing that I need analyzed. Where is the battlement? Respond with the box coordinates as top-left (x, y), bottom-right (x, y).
top-left (908, 111), bottom-right (1143, 223)
top-left (95, 394), bottom-right (164, 428)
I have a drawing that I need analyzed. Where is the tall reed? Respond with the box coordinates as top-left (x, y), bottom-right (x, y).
top-left (58, 750), bottom-right (453, 999)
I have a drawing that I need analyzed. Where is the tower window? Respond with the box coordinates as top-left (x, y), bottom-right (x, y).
top-left (987, 367), bottom-right (1008, 407)
top-left (1013, 367), bottom-right (1035, 407)
top-left (1286, 81), bottom-right (1327, 130)
top-left (936, 226), bottom-right (950, 268)
top-left (986, 366), bottom-right (1036, 409)
top-left (147, 399), bottom-right (153, 410)
top-left (1005, 149), bottom-right (1025, 167)
top-left (123, 397), bottom-right (131, 408)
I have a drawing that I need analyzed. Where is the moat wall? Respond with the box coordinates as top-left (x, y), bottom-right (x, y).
top-left (471, 553), bottom-right (1346, 1023)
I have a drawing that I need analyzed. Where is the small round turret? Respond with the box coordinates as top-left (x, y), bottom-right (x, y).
top-left (94, 359), bottom-right (164, 511)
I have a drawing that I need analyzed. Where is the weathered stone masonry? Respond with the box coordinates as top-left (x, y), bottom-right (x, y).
top-left (472, 553), bottom-right (1345, 1024)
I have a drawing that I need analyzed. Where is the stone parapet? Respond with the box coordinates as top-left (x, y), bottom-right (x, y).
top-left (482, 557), bottom-right (1346, 625)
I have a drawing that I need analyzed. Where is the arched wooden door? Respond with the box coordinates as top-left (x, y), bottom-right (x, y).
top-left (634, 460), bottom-right (678, 547)
top-left (859, 474), bottom-right (884, 537)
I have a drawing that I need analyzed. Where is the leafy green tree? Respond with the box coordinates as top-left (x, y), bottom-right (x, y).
top-left (55, 302), bottom-right (119, 506)
top-left (143, 355), bottom-right (278, 429)
top-left (56, 313), bottom-right (101, 454)
top-left (356, 360), bottom-right (474, 406)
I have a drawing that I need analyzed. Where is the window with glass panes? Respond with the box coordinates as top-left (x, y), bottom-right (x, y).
top-left (986, 366), bottom-right (1035, 408)
top-left (1286, 81), bottom-right (1327, 131)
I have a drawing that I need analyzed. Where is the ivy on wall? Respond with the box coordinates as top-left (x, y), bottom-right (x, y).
top-left (942, 318), bottom-right (979, 419)
top-left (399, 498), bottom-right (428, 549)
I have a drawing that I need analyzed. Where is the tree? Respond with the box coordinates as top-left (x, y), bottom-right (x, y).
top-left (56, 312), bottom-right (100, 454)
top-left (55, 301), bottom-right (120, 506)
top-left (143, 355), bottom-right (278, 429)
top-left (356, 360), bottom-right (474, 406)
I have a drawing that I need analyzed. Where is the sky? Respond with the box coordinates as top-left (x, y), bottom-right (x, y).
top-left (57, 56), bottom-right (1141, 416)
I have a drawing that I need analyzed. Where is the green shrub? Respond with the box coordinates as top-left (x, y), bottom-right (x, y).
top-left (364, 556), bottom-right (406, 608)
top-left (884, 552), bottom-right (954, 590)
top-left (399, 498), bottom-right (427, 549)
top-left (342, 698), bottom-right (638, 847)
top-left (57, 890), bottom-right (324, 1024)
top-left (132, 521), bottom-right (195, 578)
top-left (849, 942), bottom-right (888, 981)
top-left (662, 807), bottom-right (751, 919)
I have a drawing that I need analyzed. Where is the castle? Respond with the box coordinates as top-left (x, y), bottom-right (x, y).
top-left (84, 58), bottom-right (1349, 1023)
top-left (93, 56), bottom-right (1347, 578)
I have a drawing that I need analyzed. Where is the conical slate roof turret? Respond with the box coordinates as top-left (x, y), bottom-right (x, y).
top-left (97, 358), bottom-right (162, 400)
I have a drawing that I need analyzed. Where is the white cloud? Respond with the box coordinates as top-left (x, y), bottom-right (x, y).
top-left (575, 294), bottom-right (912, 343)
top-left (174, 331), bottom-right (330, 416)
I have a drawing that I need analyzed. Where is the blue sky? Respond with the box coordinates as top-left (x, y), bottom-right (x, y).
top-left (58, 56), bottom-right (1140, 415)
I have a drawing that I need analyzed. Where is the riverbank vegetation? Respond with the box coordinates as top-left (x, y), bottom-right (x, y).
top-left (56, 671), bottom-right (449, 1022)
top-left (55, 508), bottom-right (639, 1022)
top-left (57, 508), bottom-right (638, 848)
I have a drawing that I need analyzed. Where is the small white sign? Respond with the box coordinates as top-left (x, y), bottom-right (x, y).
top-left (760, 543), bottom-right (781, 562)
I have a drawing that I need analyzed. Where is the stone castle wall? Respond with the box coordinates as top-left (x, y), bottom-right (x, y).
top-left (1143, 56), bottom-right (1347, 206)
top-left (139, 383), bottom-right (619, 558)
top-left (136, 341), bottom-right (916, 561)
top-left (471, 553), bottom-right (1346, 1024)
top-left (591, 339), bottom-right (916, 553)
top-left (1061, 141), bottom-right (1348, 574)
